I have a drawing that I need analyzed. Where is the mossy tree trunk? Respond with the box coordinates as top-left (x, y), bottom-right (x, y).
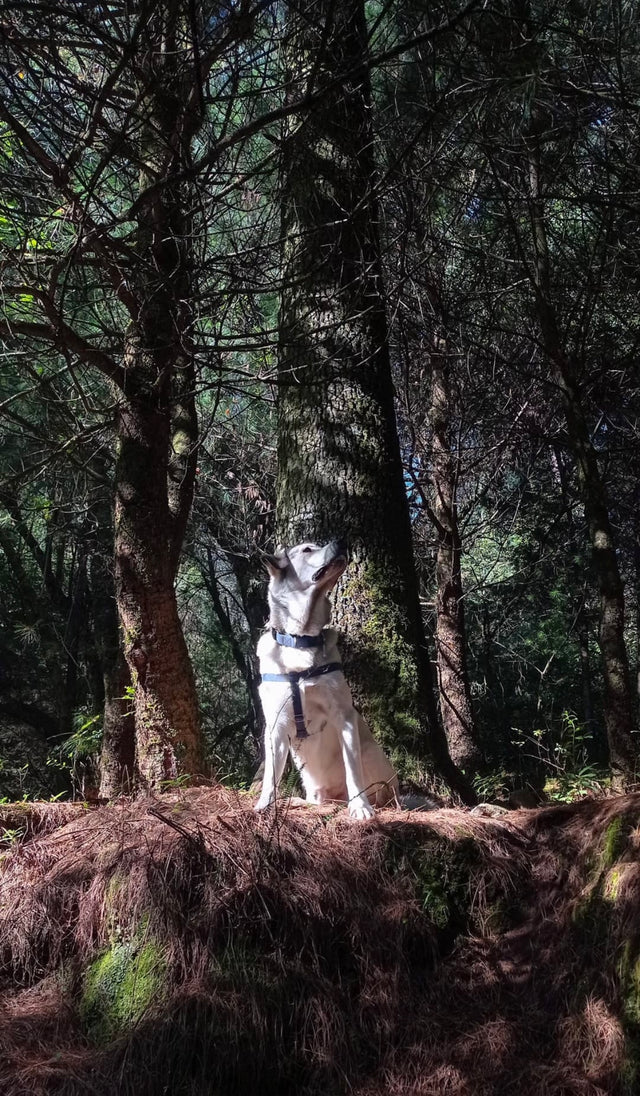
top-left (528, 131), bottom-right (638, 787)
top-left (276, 0), bottom-right (475, 801)
top-left (112, 4), bottom-right (204, 788)
top-left (428, 340), bottom-right (482, 775)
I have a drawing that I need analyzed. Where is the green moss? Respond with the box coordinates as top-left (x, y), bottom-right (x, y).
top-left (570, 814), bottom-right (636, 938)
top-left (80, 937), bottom-right (166, 1044)
top-left (604, 867), bottom-right (622, 901)
top-left (341, 562), bottom-right (422, 767)
top-left (574, 864), bottom-right (624, 929)
top-left (105, 871), bottom-right (125, 903)
top-left (101, 875), bottom-right (153, 945)
top-left (568, 823), bottom-right (640, 1092)
top-left (603, 815), bottom-right (628, 867)
top-left (171, 429), bottom-right (191, 455)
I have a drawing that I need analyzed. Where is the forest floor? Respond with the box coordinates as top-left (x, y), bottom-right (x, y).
top-left (1, 787), bottom-right (640, 1096)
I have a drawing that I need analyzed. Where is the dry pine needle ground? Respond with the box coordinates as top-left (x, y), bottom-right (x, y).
top-left (1, 787), bottom-right (640, 1095)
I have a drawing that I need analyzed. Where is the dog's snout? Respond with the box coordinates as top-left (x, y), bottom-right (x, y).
top-left (330, 538), bottom-right (348, 559)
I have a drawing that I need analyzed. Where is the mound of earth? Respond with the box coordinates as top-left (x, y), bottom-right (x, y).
top-left (1, 788), bottom-right (639, 1095)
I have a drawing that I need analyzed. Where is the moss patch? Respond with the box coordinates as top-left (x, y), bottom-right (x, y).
top-left (603, 814), bottom-right (630, 868)
top-left (567, 815), bottom-right (640, 1093)
top-left (80, 937), bottom-right (166, 1044)
top-left (572, 813), bottom-right (637, 943)
top-left (604, 867), bottom-right (622, 902)
top-left (341, 561), bottom-right (422, 769)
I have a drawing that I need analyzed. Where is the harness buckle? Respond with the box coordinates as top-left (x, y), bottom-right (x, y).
top-left (261, 661), bottom-right (343, 738)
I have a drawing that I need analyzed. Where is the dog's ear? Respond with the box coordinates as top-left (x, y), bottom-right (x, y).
top-left (262, 548), bottom-right (288, 579)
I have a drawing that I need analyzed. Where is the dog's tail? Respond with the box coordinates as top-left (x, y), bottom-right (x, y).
top-left (395, 793), bottom-right (440, 812)
top-left (365, 779), bottom-right (441, 812)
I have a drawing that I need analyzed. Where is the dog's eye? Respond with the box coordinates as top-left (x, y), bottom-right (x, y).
top-left (302, 546), bottom-right (313, 553)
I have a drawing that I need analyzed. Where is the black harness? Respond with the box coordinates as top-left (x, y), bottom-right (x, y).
top-left (261, 630), bottom-right (341, 738)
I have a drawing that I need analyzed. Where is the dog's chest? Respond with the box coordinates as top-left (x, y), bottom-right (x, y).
top-left (258, 629), bottom-right (348, 745)
top-left (290, 683), bottom-right (333, 742)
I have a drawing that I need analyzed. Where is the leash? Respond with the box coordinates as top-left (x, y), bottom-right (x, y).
top-left (261, 660), bottom-right (342, 738)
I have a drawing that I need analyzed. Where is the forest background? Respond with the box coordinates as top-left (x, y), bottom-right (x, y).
top-left (1, 0), bottom-right (639, 810)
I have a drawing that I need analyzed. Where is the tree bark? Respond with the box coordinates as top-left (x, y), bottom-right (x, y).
top-left (577, 609), bottom-right (595, 737)
top-left (528, 136), bottom-right (637, 786)
top-left (112, 4), bottom-right (204, 788)
top-left (115, 386), bottom-right (202, 788)
top-left (0, 1), bottom-right (211, 791)
top-left (62, 547), bottom-right (89, 732)
top-left (98, 646), bottom-right (135, 801)
top-left (428, 341), bottom-right (482, 774)
top-left (550, 444), bottom-right (598, 743)
top-left (85, 481), bottom-right (135, 799)
top-left (276, 0), bottom-right (475, 802)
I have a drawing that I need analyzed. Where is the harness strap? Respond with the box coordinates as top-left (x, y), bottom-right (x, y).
top-left (261, 662), bottom-right (343, 739)
top-left (271, 629), bottom-right (324, 649)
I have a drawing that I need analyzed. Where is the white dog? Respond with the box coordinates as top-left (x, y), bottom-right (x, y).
top-left (254, 540), bottom-right (399, 820)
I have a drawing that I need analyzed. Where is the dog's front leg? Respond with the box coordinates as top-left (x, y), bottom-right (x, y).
top-left (254, 726), bottom-right (289, 811)
top-left (339, 707), bottom-right (374, 820)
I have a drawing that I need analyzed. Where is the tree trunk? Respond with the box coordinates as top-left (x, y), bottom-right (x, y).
top-left (87, 485), bottom-right (135, 799)
top-left (528, 138), bottom-right (637, 786)
top-left (277, 0), bottom-right (475, 802)
top-left (563, 395), bottom-right (635, 784)
top-left (115, 392), bottom-right (202, 788)
top-left (577, 610), bottom-right (595, 737)
top-left (550, 445), bottom-right (600, 747)
top-left (98, 648), bottom-right (135, 800)
top-left (62, 548), bottom-right (88, 732)
top-left (111, 4), bottom-right (204, 789)
top-left (429, 341), bottom-right (482, 774)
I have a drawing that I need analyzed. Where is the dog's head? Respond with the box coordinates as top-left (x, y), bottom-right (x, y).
top-left (263, 540), bottom-right (347, 632)
top-left (264, 539), bottom-right (347, 591)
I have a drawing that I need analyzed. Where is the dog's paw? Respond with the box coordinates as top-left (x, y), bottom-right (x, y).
top-left (348, 798), bottom-right (375, 820)
top-left (254, 797), bottom-right (273, 812)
